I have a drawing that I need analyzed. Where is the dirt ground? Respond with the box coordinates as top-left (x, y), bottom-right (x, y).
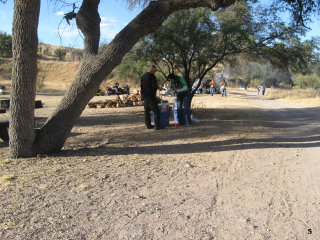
top-left (0, 89), bottom-right (320, 240)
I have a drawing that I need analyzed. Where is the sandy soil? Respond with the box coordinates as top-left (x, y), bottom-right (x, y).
top-left (0, 89), bottom-right (320, 240)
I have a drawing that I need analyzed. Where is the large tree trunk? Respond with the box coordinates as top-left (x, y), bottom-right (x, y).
top-left (76, 0), bottom-right (101, 55)
top-left (9, 0), bottom-right (40, 158)
top-left (13, 0), bottom-right (236, 157)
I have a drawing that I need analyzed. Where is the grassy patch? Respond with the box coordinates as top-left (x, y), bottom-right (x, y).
top-left (0, 63), bottom-right (12, 80)
top-left (0, 174), bottom-right (15, 182)
top-left (38, 184), bottom-right (50, 189)
top-left (2, 221), bottom-right (16, 229)
top-left (0, 159), bottom-right (11, 165)
top-left (78, 184), bottom-right (89, 190)
top-left (267, 88), bottom-right (320, 99)
top-left (0, 174), bottom-right (16, 188)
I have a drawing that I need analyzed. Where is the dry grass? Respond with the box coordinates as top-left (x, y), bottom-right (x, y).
top-left (0, 59), bottom-right (136, 93)
top-left (0, 174), bottom-right (16, 188)
top-left (267, 88), bottom-right (320, 99)
top-left (0, 175), bottom-right (15, 182)
top-left (265, 88), bottom-right (320, 107)
top-left (0, 159), bottom-right (11, 165)
top-left (37, 60), bottom-right (80, 91)
top-left (0, 59), bottom-right (80, 92)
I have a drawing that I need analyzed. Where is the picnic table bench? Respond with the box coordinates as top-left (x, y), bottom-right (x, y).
top-left (0, 121), bottom-right (9, 142)
top-left (0, 99), bottom-right (43, 109)
top-left (0, 99), bottom-right (43, 141)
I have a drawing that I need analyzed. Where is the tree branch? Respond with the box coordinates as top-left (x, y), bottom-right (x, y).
top-left (34, 0), bottom-right (236, 154)
top-left (76, 0), bottom-right (100, 55)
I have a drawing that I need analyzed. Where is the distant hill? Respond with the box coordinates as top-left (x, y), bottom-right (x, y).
top-left (0, 57), bottom-right (80, 92)
top-left (38, 43), bottom-right (83, 62)
top-left (0, 43), bottom-right (138, 93)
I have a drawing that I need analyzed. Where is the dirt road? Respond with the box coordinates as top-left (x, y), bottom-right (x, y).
top-left (0, 89), bottom-right (319, 240)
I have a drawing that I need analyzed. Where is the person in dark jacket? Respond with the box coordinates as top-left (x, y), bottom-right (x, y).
top-left (141, 65), bottom-right (164, 130)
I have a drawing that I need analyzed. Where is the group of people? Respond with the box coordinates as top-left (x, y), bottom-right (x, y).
top-left (209, 79), bottom-right (227, 97)
top-left (140, 65), bottom-right (270, 130)
top-left (193, 78), bottom-right (227, 97)
top-left (140, 65), bottom-right (192, 130)
top-left (257, 84), bottom-right (266, 95)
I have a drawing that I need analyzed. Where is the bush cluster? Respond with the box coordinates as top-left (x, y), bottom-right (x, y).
top-left (293, 74), bottom-right (320, 89)
top-left (0, 32), bottom-right (12, 58)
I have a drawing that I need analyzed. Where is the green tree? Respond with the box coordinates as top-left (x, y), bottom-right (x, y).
top-left (260, 37), bottom-right (320, 75)
top-left (54, 48), bottom-right (67, 60)
top-left (293, 74), bottom-right (320, 89)
top-left (9, 0), bottom-right (236, 158)
top-left (115, 43), bottom-right (149, 85)
top-left (228, 59), bottom-right (293, 87)
top-left (140, 5), bottom-right (258, 90)
top-left (230, 36), bottom-right (320, 87)
top-left (7, 0), bottom-right (320, 158)
top-left (137, 2), bottom-right (304, 99)
top-left (0, 32), bottom-right (12, 58)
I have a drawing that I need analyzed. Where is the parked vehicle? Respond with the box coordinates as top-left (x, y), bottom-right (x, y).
top-left (96, 87), bottom-right (105, 96)
top-left (105, 83), bottom-right (130, 96)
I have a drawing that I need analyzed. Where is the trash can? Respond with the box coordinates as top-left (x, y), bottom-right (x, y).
top-left (151, 103), bottom-right (170, 127)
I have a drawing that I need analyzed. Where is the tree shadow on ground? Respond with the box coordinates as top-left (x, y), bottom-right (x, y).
top-left (54, 106), bottom-right (320, 157)
top-left (0, 141), bottom-right (8, 148)
top-left (75, 111), bottom-right (144, 127)
top-left (60, 135), bottom-right (320, 157)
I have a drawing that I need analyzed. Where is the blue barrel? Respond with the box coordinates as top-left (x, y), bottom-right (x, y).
top-left (151, 103), bottom-right (170, 127)
top-left (160, 111), bottom-right (170, 127)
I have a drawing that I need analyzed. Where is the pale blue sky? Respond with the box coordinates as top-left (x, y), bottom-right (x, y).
top-left (0, 1), bottom-right (319, 49)
top-left (0, 0), bottom-right (142, 48)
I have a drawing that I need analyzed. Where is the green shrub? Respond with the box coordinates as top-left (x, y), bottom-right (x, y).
top-left (293, 74), bottom-right (320, 89)
top-left (0, 32), bottom-right (12, 58)
top-left (267, 88), bottom-right (320, 99)
top-left (54, 48), bottom-right (67, 60)
top-left (0, 64), bottom-right (12, 79)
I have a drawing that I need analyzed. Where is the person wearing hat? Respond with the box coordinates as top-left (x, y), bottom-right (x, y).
top-left (209, 79), bottom-right (216, 96)
top-left (167, 73), bottom-right (192, 127)
top-left (140, 65), bottom-right (164, 130)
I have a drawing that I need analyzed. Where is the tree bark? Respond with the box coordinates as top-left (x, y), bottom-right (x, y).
top-left (76, 0), bottom-right (101, 55)
top-left (9, 0), bottom-right (40, 158)
top-left (16, 0), bottom-right (236, 156)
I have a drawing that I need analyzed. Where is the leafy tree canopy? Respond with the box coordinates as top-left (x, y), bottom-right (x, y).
top-left (0, 32), bottom-right (12, 58)
top-left (7, 0), bottom-right (320, 158)
top-left (133, 1), bottom-right (307, 90)
top-left (137, 3), bottom-right (258, 84)
top-left (227, 36), bottom-right (320, 87)
top-left (54, 48), bottom-right (67, 60)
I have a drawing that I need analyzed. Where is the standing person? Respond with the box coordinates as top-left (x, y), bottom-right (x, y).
top-left (141, 65), bottom-right (164, 130)
top-left (257, 85), bottom-right (261, 95)
top-left (123, 83), bottom-right (130, 94)
top-left (209, 80), bottom-right (215, 96)
top-left (261, 84), bottom-right (266, 95)
top-left (221, 79), bottom-right (227, 97)
top-left (167, 73), bottom-right (192, 127)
